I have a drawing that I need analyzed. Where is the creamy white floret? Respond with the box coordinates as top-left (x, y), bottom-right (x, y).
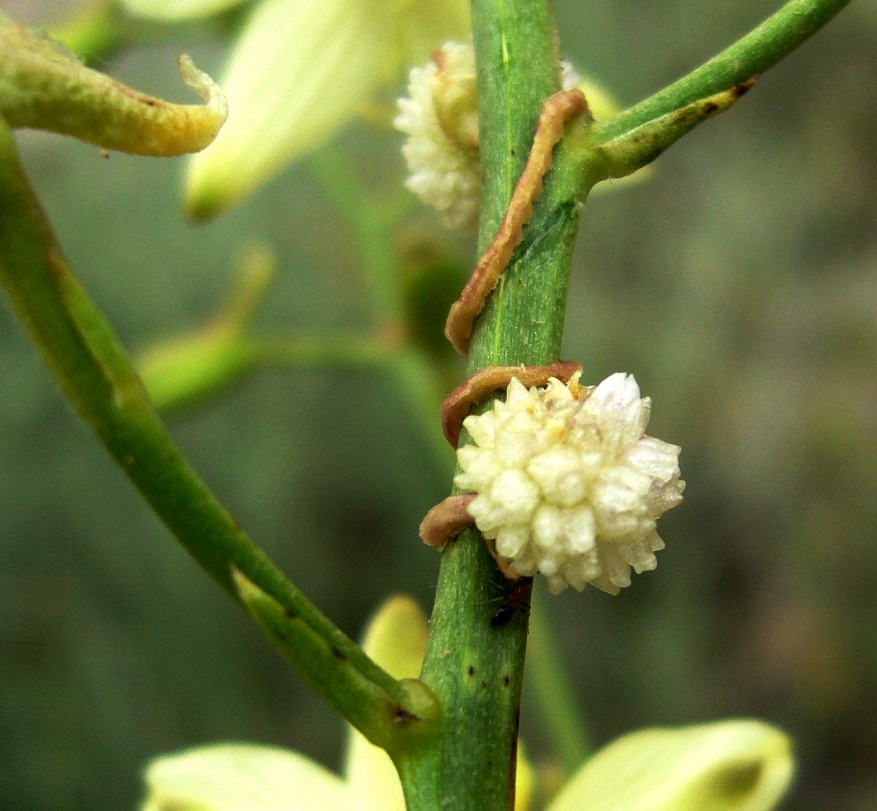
top-left (454, 373), bottom-right (685, 594)
top-left (394, 41), bottom-right (587, 230)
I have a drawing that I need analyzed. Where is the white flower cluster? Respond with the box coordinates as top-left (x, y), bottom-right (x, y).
top-left (394, 41), bottom-right (481, 229)
top-left (455, 373), bottom-right (685, 594)
top-left (394, 42), bottom-right (584, 230)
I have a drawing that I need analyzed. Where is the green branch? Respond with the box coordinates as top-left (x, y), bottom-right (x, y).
top-left (593, 0), bottom-right (852, 160)
top-left (403, 2), bottom-right (571, 810)
top-left (402, 0), bottom-right (853, 805)
top-left (0, 118), bottom-right (427, 748)
top-left (233, 571), bottom-right (441, 752)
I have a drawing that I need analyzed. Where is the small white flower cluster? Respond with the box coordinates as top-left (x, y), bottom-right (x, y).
top-left (394, 42), bottom-right (584, 230)
top-left (394, 41), bottom-right (481, 229)
top-left (455, 373), bottom-right (685, 594)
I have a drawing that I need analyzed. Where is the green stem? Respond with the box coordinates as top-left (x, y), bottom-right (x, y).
top-left (253, 333), bottom-right (392, 368)
top-left (596, 0), bottom-right (852, 144)
top-left (0, 119), bottom-right (426, 748)
top-left (399, 0), bottom-right (854, 805)
top-left (400, 2), bottom-right (581, 809)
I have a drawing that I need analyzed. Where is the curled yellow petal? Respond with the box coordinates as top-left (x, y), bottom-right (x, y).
top-left (548, 720), bottom-right (794, 811)
top-left (0, 18), bottom-right (227, 155)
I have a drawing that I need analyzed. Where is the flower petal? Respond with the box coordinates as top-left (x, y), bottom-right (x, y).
top-left (140, 743), bottom-right (349, 811)
top-left (120, 0), bottom-right (247, 20)
top-left (185, 0), bottom-right (395, 218)
top-left (360, 594), bottom-right (429, 679)
top-left (343, 596), bottom-right (428, 811)
top-left (548, 720), bottom-right (794, 811)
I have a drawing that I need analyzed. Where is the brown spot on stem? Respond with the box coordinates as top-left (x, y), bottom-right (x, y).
top-left (394, 706), bottom-right (416, 724)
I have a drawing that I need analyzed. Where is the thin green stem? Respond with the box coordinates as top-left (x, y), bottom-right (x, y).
top-left (596, 0), bottom-right (852, 144)
top-left (402, 2), bottom-right (576, 809)
top-left (252, 333), bottom-right (393, 368)
top-left (233, 571), bottom-right (441, 752)
top-left (0, 119), bottom-right (425, 748)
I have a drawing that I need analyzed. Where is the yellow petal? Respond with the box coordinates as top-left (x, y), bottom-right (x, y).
top-left (185, 0), bottom-right (396, 218)
top-left (140, 743), bottom-right (349, 811)
top-left (548, 720), bottom-right (794, 811)
top-left (344, 596), bottom-right (428, 811)
top-left (360, 594), bottom-right (429, 679)
top-left (121, 0), bottom-right (247, 20)
top-left (515, 739), bottom-right (536, 811)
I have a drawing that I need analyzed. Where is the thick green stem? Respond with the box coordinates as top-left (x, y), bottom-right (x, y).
top-left (399, 2), bottom-right (590, 809)
top-left (399, 0), bottom-right (853, 805)
top-left (0, 119), bottom-right (425, 748)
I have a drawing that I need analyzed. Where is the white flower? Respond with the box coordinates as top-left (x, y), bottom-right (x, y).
top-left (394, 42), bottom-right (641, 229)
top-left (394, 41), bottom-right (481, 229)
top-left (455, 372), bottom-right (684, 594)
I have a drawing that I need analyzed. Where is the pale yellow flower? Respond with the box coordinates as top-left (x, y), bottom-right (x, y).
top-left (121, 0), bottom-right (469, 218)
top-left (139, 596), bottom-right (532, 811)
top-left (549, 721), bottom-right (794, 811)
top-left (139, 597), bottom-right (793, 811)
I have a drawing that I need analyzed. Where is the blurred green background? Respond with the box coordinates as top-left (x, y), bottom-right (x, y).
top-left (2, 0), bottom-right (876, 808)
